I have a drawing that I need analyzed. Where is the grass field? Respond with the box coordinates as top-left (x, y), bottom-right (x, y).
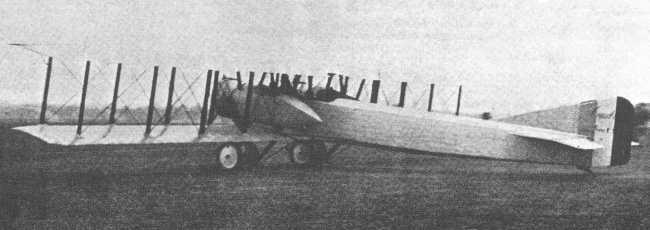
top-left (1, 142), bottom-right (648, 229)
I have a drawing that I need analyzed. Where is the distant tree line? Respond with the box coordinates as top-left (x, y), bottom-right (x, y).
top-left (635, 103), bottom-right (650, 126)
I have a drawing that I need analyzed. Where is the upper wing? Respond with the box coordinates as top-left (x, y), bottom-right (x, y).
top-left (12, 119), bottom-right (287, 146)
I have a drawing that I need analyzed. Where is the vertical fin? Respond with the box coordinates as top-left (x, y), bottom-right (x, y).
top-left (500, 97), bottom-right (634, 167)
top-left (591, 97), bottom-right (634, 166)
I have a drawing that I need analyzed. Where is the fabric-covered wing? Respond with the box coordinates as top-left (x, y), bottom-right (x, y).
top-left (12, 120), bottom-right (286, 146)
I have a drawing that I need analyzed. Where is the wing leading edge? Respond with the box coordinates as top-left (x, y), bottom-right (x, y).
top-left (12, 121), bottom-right (287, 146)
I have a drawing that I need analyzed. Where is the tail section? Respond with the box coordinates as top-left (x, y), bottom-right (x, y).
top-left (500, 97), bottom-right (634, 167)
top-left (605, 97), bottom-right (634, 166)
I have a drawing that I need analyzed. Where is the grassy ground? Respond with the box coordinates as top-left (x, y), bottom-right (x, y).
top-left (0, 142), bottom-right (648, 229)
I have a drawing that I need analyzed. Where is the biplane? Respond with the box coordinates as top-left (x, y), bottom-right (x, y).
top-left (2, 57), bottom-right (635, 172)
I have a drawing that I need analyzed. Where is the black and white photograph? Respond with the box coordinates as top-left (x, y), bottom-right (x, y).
top-left (0, 0), bottom-right (649, 229)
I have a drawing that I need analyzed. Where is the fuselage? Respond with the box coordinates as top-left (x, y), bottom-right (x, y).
top-left (229, 88), bottom-right (595, 168)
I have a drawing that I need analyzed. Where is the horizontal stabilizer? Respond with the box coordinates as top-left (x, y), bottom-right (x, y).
top-left (510, 128), bottom-right (603, 150)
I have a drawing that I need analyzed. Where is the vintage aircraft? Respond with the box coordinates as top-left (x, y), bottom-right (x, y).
top-left (2, 58), bottom-right (635, 172)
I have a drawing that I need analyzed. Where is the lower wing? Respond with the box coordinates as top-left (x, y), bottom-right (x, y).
top-left (11, 120), bottom-right (287, 146)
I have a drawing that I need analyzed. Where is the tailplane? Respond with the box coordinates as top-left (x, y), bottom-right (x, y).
top-left (500, 97), bottom-right (634, 167)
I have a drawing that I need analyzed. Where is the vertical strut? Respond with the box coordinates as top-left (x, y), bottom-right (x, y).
top-left (269, 73), bottom-right (278, 89)
top-left (258, 72), bottom-right (267, 86)
top-left (208, 70), bottom-right (220, 123)
top-left (40, 56), bottom-right (53, 124)
top-left (326, 73), bottom-right (335, 89)
top-left (427, 83), bottom-right (435, 112)
top-left (109, 63), bottom-right (122, 124)
top-left (355, 79), bottom-right (366, 100)
top-left (243, 72), bottom-right (255, 130)
top-left (280, 73), bottom-right (292, 92)
top-left (236, 71), bottom-right (243, 89)
top-left (455, 85), bottom-right (462, 116)
top-left (280, 74), bottom-right (291, 87)
top-left (292, 74), bottom-right (302, 90)
top-left (199, 70), bottom-right (213, 135)
top-left (397, 82), bottom-right (407, 107)
top-left (307, 75), bottom-right (314, 98)
top-left (370, 80), bottom-right (380, 104)
top-left (163, 67), bottom-right (176, 125)
top-left (145, 66), bottom-right (159, 136)
top-left (339, 75), bottom-right (349, 96)
top-left (76, 61), bottom-right (91, 135)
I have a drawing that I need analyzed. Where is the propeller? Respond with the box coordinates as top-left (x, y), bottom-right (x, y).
top-left (218, 71), bottom-right (369, 133)
top-left (229, 71), bottom-right (256, 133)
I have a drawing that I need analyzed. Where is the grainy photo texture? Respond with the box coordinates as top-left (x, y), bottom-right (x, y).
top-left (1, 0), bottom-right (649, 229)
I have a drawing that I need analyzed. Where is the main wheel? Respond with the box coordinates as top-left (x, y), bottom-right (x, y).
top-left (216, 143), bottom-right (241, 170)
top-left (239, 142), bottom-right (260, 168)
top-left (288, 141), bottom-right (328, 166)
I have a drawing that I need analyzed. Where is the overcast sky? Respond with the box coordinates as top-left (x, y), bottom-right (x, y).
top-left (1, 0), bottom-right (649, 115)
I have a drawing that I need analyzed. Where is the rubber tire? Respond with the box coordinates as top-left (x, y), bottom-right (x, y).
top-left (239, 142), bottom-right (260, 168)
top-left (216, 143), bottom-right (241, 170)
top-left (288, 141), bottom-right (328, 166)
top-left (310, 141), bottom-right (330, 163)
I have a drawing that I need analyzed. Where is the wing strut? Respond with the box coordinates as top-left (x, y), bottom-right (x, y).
top-left (235, 71), bottom-right (243, 90)
top-left (198, 70), bottom-right (213, 135)
top-left (163, 67), bottom-right (176, 125)
top-left (292, 74), bottom-right (302, 90)
top-left (455, 85), bottom-right (462, 116)
top-left (241, 72), bottom-right (255, 132)
top-left (257, 72), bottom-right (267, 86)
top-left (306, 75), bottom-right (314, 98)
top-left (338, 75), bottom-right (349, 96)
top-left (144, 66), bottom-right (159, 136)
top-left (354, 79), bottom-right (366, 100)
top-left (427, 83), bottom-right (435, 112)
top-left (370, 80), bottom-right (380, 104)
top-left (208, 70), bottom-right (220, 124)
top-left (269, 73), bottom-right (279, 89)
top-left (76, 60), bottom-right (91, 135)
top-left (40, 56), bottom-right (53, 124)
top-left (326, 73), bottom-right (335, 89)
top-left (397, 81), bottom-right (407, 107)
top-left (109, 63), bottom-right (122, 124)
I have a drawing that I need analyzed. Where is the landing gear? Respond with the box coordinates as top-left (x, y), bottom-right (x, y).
top-left (239, 142), bottom-right (260, 167)
top-left (287, 140), bottom-right (329, 166)
top-left (216, 143), bottom-right (240, 170)
top-left (215, 142), bottom-right (260, 170)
